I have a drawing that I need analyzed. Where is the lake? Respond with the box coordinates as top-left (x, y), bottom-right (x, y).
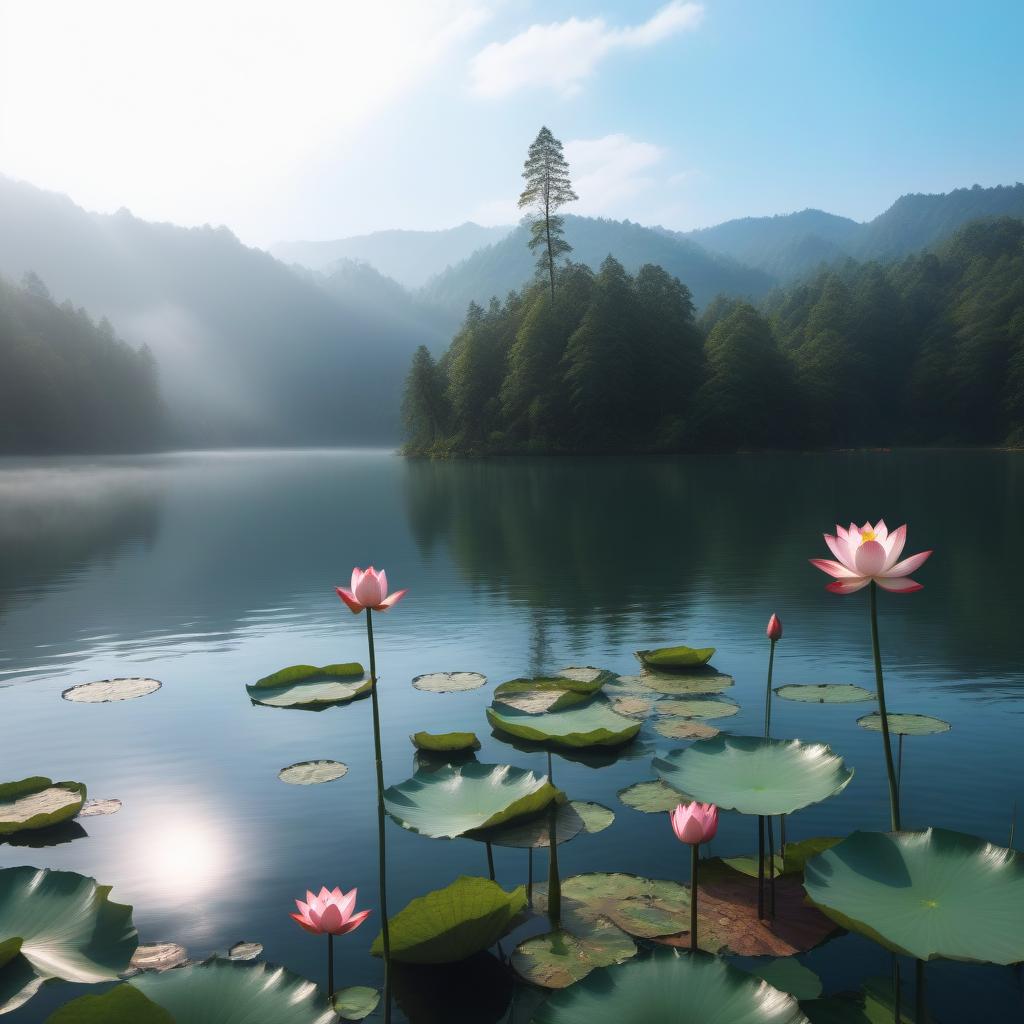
top-left (1, 448), bottom-right (1022, 1021)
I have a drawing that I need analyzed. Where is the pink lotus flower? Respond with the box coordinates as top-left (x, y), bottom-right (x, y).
top-left (810, 520), bottom-right (932, 595)
top-left (336, 567), bottom-right (407, 614)
top-left (670, 802), bottom-right (718, 845)
top-left (766, 613), bottom-right (783, 641)
top-left (291, 886), bottom-right (371, 936)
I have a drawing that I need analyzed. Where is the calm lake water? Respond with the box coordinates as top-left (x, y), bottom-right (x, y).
top-left (1, 449), bottom-right (1022, 1021)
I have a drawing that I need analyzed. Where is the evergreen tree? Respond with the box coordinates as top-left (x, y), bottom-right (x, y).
top-left (517, 127), bottom-right (578, 300)
top-left (401, 345), bottom-right (447, 452)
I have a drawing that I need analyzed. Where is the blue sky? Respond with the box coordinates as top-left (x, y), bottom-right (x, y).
top-left (1, 0), bottom-right (1021, 245)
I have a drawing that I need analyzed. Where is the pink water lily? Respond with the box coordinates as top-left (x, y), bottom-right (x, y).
top-left (810, 520), bottom-right (932, 594)
top-left (291, 886), bottom-right (371, 936)
top-left (670, 802), bottom-right (718, 845)
top-left (336, 566), bottom-right (407, 614)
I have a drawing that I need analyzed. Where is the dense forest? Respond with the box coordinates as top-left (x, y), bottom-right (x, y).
top-left (0, 273), bottom-right (164, 453)
top-left (402, 217), bottom-right (1024, 454)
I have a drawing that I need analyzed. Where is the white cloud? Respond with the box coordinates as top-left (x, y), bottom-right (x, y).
top-left (470, 1), bottom-right (703, 98)
top-left (565, 134), bottom-right (666, 213)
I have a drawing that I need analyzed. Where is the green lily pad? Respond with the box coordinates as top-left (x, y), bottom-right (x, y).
top-left (332, 985), bottom-right (380, 1020)
top-left (80, 799), bottom-right (121, 817)
top-left (371, 875), bottom-right (526, 964)
top-left (856, 713), bottom-right (950, 736)
top-left (0, 778), bottom-right (86, 834)
top-left (746, 958), bottom-right (822, 1000)
top-left (412, 672), bottom-right (487, 694)
top-left (724, 837), bottom-right (843, 879)
top-left (487, 698), bottom-right (641, 749)
top-left (636, 647), bottom-right (716, 670)
top-left (654, 719), bottom-right (721, 740)
top-left (246, 663), bottom-right (370, 710)
top-left (384, 763), bottom-right (559, 839)
top-left (47, 984), bottom-right (174, 1023)
top-left (0, 952), bottom-right (42, 1015)
top-left (610, 696), bottom-right (655, 718)
top-left (654, 736), bottom-right (854, 816)
top-left (557, 667), bottom-right (615, 687)
top-left (475, 800), bottom-right (614, 849)
top-left (803, 828), bottom-right (1024, 963)
top-left (493, 676), bottom-right (605, 714)
top-left (628, 671), bottom-right (735, 696)
top-left (657, 698), bottom-right (739, 720)
top-left (618, 780), bottom-right (691, 814)
top-left (411, 731), bottom-right (481, 753)
top-left (61, 677), bottom-right (161, 703)
top-left (278, 760), bottom-right (348, 785)
top-left (127, 958), bottom-right (336, 1023)
top-left (512, 919), bottom-right (636, 989)
top-left (531, 947), bottom-right (809, 1024)
top-left (774, 685), bottom-right (874, 704)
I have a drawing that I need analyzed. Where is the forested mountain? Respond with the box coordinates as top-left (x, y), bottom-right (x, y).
top-left (271, 223), bottom-right (512, 287)
top-left (0, 273), bottom-right (164, 452)
top-left (403, 217), bottom-right (1024, 454)
top-left (683, 183), bottom-right (1024, 281)
top-left (0, 176), bottom-right (444, 445)
top-left (420, 214), bottom-right (773, 316)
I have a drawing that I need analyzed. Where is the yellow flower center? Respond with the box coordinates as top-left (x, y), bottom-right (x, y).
top-left (860, 530), bottom-right (876, 543)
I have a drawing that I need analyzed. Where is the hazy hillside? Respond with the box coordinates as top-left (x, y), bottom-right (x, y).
top-left (684, 183), bottom-right (1024, 281)
top-left (271, 222), bottom-right (512, 287)
top-left (420, 214), bottom-right (774, 316)
top-left (0, 176), bottom-right (444, 445)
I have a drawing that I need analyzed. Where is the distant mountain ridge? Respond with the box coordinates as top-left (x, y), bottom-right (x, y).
top-left (271, 222), bottom-right (512, 288)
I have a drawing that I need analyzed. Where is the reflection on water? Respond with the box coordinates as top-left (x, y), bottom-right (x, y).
top-left (0, 449), bottom-right (1021, 1021)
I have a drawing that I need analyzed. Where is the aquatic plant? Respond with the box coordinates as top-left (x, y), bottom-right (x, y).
top-left (335, 565), bottom-right (407, 1024)
top-left (810, 519), bottom-right (932, 831)
top-left (0, 778), bottom-right (86, 835)
top-left (670, 802), bottom-right (718, 952)
top-left (763, 614), bottom-right (782, 738)
top-left (291, 886), bottom-right (370, 997)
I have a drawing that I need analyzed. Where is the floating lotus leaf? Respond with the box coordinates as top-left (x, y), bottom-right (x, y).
top-left (47, 984), bottom-right (173, 1023)
top-left (557, 666), bottom-right (615, 686)
top-left (475, 801), bottom-right (614, 849)
top-left (278, 760), bottom-right (348, 785)
top-left (630, 671), bottom-right (735, 696)
top-left (61, 677), bottom-right (161, 703)
top-left (617, 780), bottom-right (690, 814)
top-left (412, 671), bottom-right (487, 693)
top-left (636, 647), bottom-right (716, 669)
top-left (745, 958), bottom-right (822, 1000)
top-left (411, 731), bottom-right (481, 753)
top-left (246, 663), bottom-right (369, 710)
top-left (126, 959), bottom-right (336, 1023)
top-left (126, 943), bottom-right (189, 974)
top-left (332, 986), bottom-right (380, 1021)
top-left (487, 698), bottom-right (641, 749)
top-left (493, 675), bottom-right (605, 714)
top-left (856, 713), bottom-right (950, 736)
top-left (371, 875), bottom-right (526, 964)
top-left (0, 866), bottom-right (136, 1014)
top-left (657, 698), bottom-right (739, 720)
top-left (611, 696), bottom-right (655, 718)
top-left (512, 919), bottom-right (636, 989)
top-left (536, 873), bottom-right (691, 940)
top-left (774, 685), bottom-right (874, 704)
top-left (724, 837), bottom-right (843, 879)
top-left (654, 719), bottom-right (720, 740)
top-left (531, 948), bottom-right (809, 1024)
top-left (80, 799), bottom-right (121, 817)
top-left (0, 778), bottom-right (86, 834)
top-left (226, 941), bottom-right (262, 962)
top-left (654, 736), bottom-right (854, 817)
top-left (803, 828), bottom-right (1024, 963)
top-left (384, 763), bottom-right (558, 839)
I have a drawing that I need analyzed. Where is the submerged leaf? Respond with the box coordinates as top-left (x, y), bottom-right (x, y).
top-left (474, 800), bottom-right (614, 849)
top-left (371, 876), bottom-right (526, 964)
top-left (277, 760), bottom-right (348, 785)
top-left (0, 778), bottom-right (86, 834)
top-left (332, 985), bottom-right (380, 1021)
top-left (46, 984), bottom-right (173, 1023)
top-left (62, 677), bottom-right (161, 703)
top-left (617, 780), bottom-right (691, 814)
top-left (246, 663), bottom-right (370, 711)
top-left (630, 671), bottom-right (735, 696)
top-left (412, 672), bottom-right (486, 694)
top-left (487, 697), bottom-right (641, 749)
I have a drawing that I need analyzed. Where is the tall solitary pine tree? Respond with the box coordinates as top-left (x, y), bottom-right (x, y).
top-left (518, 127), bottom-right (578, 300)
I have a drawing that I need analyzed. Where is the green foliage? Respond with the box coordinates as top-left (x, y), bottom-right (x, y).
top-left (0, 273), bottom-right (164, 453)
top-left (46, 985), bottom-right (173, 1024)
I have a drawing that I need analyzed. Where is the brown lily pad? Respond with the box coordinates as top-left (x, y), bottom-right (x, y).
top-left (124, 942), bottom-right (189, 975)
top-left (611, 696), bottom-right (655, 718)
top-left (227, 940), bottom-right (263, 961)
top-left (62, 677), bottom-right (161, 703)
top-left (80, 799), bottom-right (122, 817)
top-left (654, 719), bottom-right (720, 740)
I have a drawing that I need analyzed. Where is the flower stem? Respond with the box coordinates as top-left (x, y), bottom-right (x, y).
top-left (763, 638), bottom-right (776, 739)
top-left (869, 582), bottom-right (901, 832)
top-left (486, 841), bottom-right (496, 881)
top-left (916, 958), bottom-right (926, 1023)
top-left (547, 751), bottom-right (561, 927)
top-left (327, 933), bottom-right (334, 999)
top-left (690, 843), bottom-right (699, 952)
top-left (757, 815), bottom-right (765, 920)
top-left (365, 608), bottom-right (391, 1023)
